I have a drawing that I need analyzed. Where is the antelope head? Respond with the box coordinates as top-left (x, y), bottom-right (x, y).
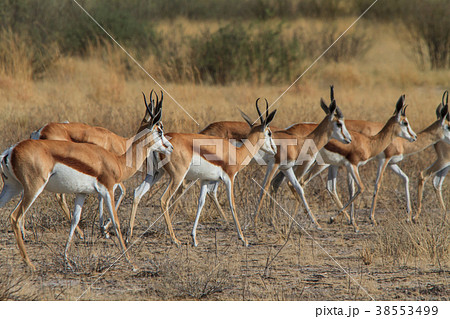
top-left (140, 90), bottom-right (173, 155)
top-left (392, 95), bottom-right (417, 142)
top-left (241, 98), bottom-right (277, 155)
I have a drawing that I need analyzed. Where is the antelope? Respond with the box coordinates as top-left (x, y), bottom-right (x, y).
top-left (300, 95), bottom-right (416, 230)
top-left (253, 97), bottom-right (352, 230)
top-left (254, 86), bottom-right (383, 226)
top-left (127, 109), bottom-right (283, 241)
top-left (369, 91), bottom-right (450, 224)
top-left (129, 99), bottom-right (277, 246)
top-left (0, 94), bottom-right (173, 270)
top-left (416, 91), bottom-right (450, 222)
top-left (26, 91), bottom-right (163, 238)
top-left (259, 95), bottom-right (417, 231)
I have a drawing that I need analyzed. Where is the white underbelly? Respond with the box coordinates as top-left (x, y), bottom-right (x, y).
top-left (320, 148), bottom-right (347, 166)
top-left (45, 163), bottom-right (99, 194)
top-left (185, 155), bottom-right (225, 181)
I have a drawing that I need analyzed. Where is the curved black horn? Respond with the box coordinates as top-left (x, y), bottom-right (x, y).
top-left (158, 90), bottom-right (164, 113)
top-left (143, 92), bottom-right (153, 118)
top-left (330, 85), bottom-right (334, 102)
top-left (436, 103), bottom-right (443, 119)
top-left (255, 98), bottom-right (263, 125)
top-left (142, 92), bottom-right (149, 108)
top-left (149, 89), bottom-right (155, 114)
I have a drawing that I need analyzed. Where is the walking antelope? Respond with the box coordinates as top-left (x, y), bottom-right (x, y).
top-left (253, 97), bottom-right (352, 230)
top-left (27, 91), bottom-right (163, 238)
top-left (369, 91), bottom-right (450, 224)
top-left (255, 86), bottom-right (384, 225)
top-left (129, 99), bottom-right (277, 246)
top-left (127, 106), bottom-right (282, 241)
top-left (416, 91), bottom-right (450, 222)
top-left (0, 94), bottom-right (173, 270)
top-left (294, 95), bottom-right (417, 230)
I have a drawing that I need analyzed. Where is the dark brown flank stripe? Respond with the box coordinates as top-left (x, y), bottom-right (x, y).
top-left (53, 155), bottom-right (98, 178)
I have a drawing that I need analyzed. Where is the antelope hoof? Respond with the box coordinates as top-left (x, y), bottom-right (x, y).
top-left (64, 259), bottom-right (74, 272)
top-left (315, 223), bottom-right (322, 231)
top-left (191, 236), bottom-right (198, 247)
top-left (173, 238), bottom-right (182, 247)
top-left (370, 219), bottom-right (377, 226)
top-left (242, 238), bottom-right (249, 247)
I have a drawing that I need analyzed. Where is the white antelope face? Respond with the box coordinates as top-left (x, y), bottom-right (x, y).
top-left (141, 90), bottom-right (173, 155)
top-left (260, 127), bottom-right (277, 155)
top-left (393, 95), bottom-right (417, 142)
top-left (328, 100), bottom-right (352, 144)
top-left (151, 123), bottom-right (173, 155)
top-left (240, 97), bottom-right (278, 155)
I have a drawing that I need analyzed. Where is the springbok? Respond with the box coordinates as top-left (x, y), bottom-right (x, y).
top-left (0, 94), bottom-right (173, 270)
top-left (262, 95), bottom-right (417, 231)
top-left (255, 86), bottom-right (384, 225)
top-left (129, 99), bottom-right (277, 246)
top-left (369, 91), bottom-right (450, 224)
top-left (253, 97), bottom-right (352, 230)
top-left (27, 91), bottom-right (163, 238)
top-left (416, 91), bottom-right (450, 222)
top-left (298, 95), bottom-right (416, 230)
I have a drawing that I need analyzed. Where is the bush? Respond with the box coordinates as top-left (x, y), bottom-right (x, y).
top-left (307, 24), bottom-right (371, 63)
top-left (403, 0), bottom-right (450, 69)
top-left (190, 24), bottom-right (311, 84)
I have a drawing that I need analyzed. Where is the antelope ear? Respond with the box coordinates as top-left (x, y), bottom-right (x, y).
top-left (436, 103), bottom-right (444, 120)
top-left (239, 109), bottom-right (253, 128)
top-left (320, 98), bottom-right (330, 114)
top-left (328, 100), bottom-right (337, 115)
top-left (401, 105), bottom-right (408, 116)
top-left (335, 105), bottom-right (344, 119)
top-left (264, 109), bottom-right (277, 127)
top-left (394, 94), bottom-right (405, 116)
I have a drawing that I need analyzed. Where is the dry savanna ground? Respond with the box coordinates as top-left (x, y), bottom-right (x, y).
top-left (0, 19), bottom-right (448, 300)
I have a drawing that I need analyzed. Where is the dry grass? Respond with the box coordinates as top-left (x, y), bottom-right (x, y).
top-left (0, 18), bottom-right (449, 300)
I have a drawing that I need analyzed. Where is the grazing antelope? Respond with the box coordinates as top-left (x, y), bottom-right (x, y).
top-left (0, 94), bottom-right (173, 270)
top-left (416, 91), bottom-right (450, 222)
top-left (129, 99), bottom-right (277, 246)
top-left (27, 91), bottom-right (163, 238)
top-left (253, 97), bottom-right (352, 230)
top-left (369, 91), bottom-right (450, 224)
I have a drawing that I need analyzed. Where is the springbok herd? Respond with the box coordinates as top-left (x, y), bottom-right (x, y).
top-left (0, 87), bottom-right (449, 271)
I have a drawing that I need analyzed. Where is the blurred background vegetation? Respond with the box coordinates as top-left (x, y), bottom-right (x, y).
top-left (0, 0), bottom-right (448, 84)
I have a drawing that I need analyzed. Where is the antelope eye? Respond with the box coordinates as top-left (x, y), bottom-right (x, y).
top-left (336, 122), bottom-right (342, 128)
top-left (268, 131), bottom-right (272, 137)
top-left (402, 121), bottom-right (408, 126)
